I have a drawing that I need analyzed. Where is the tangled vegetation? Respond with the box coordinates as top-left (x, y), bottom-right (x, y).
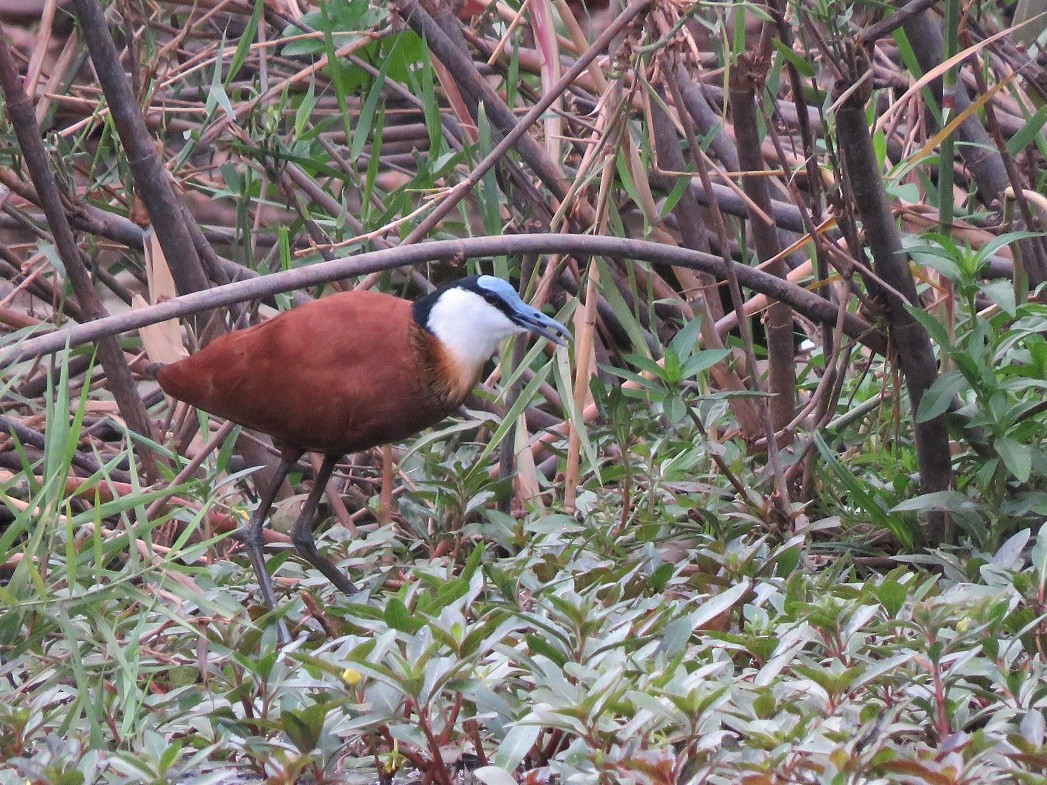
top-left (0, 0), bottom-right (1046, 782)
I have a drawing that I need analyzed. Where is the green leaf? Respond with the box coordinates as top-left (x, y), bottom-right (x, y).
top-left (526, 633), bottom-right (566, 667)
top-left (873, 129), bottom-right (887, 170)
top-left (350, 38), bottom-right (399, 160)
top-left (668, 315), bottom-right (704, 359)
top-left (226, 0), bottom-right (264, 86)
top-left (664, 347), bottom-right (682, 385)
top-left (281, 705), bottom-right (326, 753)
top-left (415, 42), bottom-right (443, 159)
top-left (206, 49), bottom-right (235, 120)
top-left (477, 104), bottom-right (502, 236)
top-left (1033, 523), bottom-right (1047, 592)
top-left (692, 581), bottom-right (749, 630)
top-left (418, 576), bottom-right (468, 616)
top-left (282, 0), bottom-right (380, 56)
top-left (615, 148), bottom-right (643, 217)
top-left (624, 353), bottom-right (668, 380)
top-left (294, 81), bottom-right (318, 139)
top-left (472, 361), bottom-right (552, 467)
top-left (384, 597), bottom-right (422, 633)
top-left (1012, 0), bottom-right (1047, 49)
top-left (892, 490), bottom-right (973, 513)
top-left (982, 279), bottom-right (1016, 317)
top-left (874, 579), bottom-right (907, 616)
top-left (648, 563), bottom-right (674, 591)
top-left (474, 766), bottom-right (520, 785)
top-left (906, 304), bottom-right (952, 351)
top-left (1006, 106), bottom-right (1047, 156)
top-left (604, 365), bottom-right (664, 392)
top-left (681, 348), bottom-right (731, 379)
top-left (996, 436), bottom-right (1033, 483)
top-left (774, 545), bottom-right (801, 576)
top-left (772, 39), bottom-right (814, 77)
top-left (659, 173), bottom-right (691, 217)
top-left (975, 230), bottom-right (1045, 264)
top-left (552, 344), bottom-right (600, 482)
top-left (595, 256), bottom-right (653, 352)
top-left (493, 723), bottom-right (542, 772)
top-left (916, 370), bottom-right (966, 423)
top-left (815, 433), bottom-right (915, 548)
top-left (461, 543), bottom-right (484, 582)
top-left (909, 247), bottom-right (964, 282)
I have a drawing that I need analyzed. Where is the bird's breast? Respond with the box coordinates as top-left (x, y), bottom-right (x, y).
top-left (411, 323), bottom-right (482, 410)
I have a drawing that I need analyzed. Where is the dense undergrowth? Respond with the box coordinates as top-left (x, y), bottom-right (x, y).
top-left (4, 295), bottom-right (1047, 783)
top-left (3, 448), bottom-right (1047, 784)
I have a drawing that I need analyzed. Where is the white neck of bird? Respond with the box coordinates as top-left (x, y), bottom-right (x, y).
top-left (426, 288), bottom-right (522, 378)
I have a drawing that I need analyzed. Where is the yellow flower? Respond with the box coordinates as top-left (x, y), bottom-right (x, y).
top-left (342, 667), bottom-right (363, 686)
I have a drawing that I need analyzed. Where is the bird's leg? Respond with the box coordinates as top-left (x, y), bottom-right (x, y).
top-left (289, 453), bottom-right (358, 596)
top-left (241, 447), bottom-right (301, 645)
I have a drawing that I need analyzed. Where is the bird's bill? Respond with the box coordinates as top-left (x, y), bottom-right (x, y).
top-left (509, 305), bottom-right (571, 346)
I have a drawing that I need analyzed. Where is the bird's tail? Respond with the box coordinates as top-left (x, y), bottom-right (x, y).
top-left (143, 362), bottom-right (166, 380)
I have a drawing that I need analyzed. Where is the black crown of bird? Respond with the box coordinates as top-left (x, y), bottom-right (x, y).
top-left (148, 275), bottom-right (570, 644)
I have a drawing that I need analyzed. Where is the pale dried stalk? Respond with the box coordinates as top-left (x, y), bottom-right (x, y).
top-left (563, 146), bottom-right (616, 510)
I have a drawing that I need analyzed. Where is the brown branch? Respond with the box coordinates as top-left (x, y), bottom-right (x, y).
top-left (70, 0), bottom-right (211, 296)
top-left (971, 60), bottom-right (1047, 275)
top-left (651, 82), bottom-right (762, 439)
top-left (2, 232), bottom-right (887, 365)
top-left (730, 53), bottom-right (797, 434)
top-left (0, 414), bottom-right (126, 480)
top-left (673, 65), bottom-right (740, 171)
top-left (860, 0), bottom-right (939, 44)
top-left (835, 46), bottom-right (953, 545)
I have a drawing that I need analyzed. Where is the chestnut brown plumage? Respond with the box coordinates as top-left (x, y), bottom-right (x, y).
top-left (158, 292), bottom-right (469, 454)
top-left (153, 276), bottom-right (570, 643)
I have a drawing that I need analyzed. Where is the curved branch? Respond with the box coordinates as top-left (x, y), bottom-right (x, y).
top-left (2, 233), bottom-right (886, 366)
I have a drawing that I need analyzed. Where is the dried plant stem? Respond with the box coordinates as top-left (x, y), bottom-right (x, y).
top-left (397, 0), bottom-right (653, 243)
top-left (380, 444), bottom-right (394, 527)
top-left (899, 5), bottom-right (1047, 282)
top-left (0, 25), bottom-right (159, 479)
top-left (563, 260), bottom-right (599, 513)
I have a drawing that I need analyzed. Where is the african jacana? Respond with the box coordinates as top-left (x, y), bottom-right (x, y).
top-left (151, 275), bottom-right (569, 642)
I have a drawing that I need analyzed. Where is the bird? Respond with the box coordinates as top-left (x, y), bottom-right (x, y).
top-left (149, 275), bottom-right (570, 642)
